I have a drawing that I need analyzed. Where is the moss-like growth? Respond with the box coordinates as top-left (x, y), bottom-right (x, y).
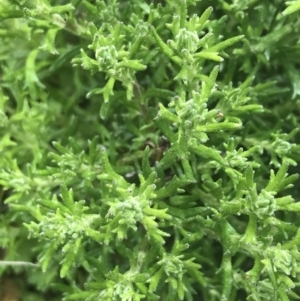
top-left (1, 1), bottom-right (300, 300)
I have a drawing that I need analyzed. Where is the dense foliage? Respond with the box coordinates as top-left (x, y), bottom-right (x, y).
top-left (1, 0), bottom-right (300, 300)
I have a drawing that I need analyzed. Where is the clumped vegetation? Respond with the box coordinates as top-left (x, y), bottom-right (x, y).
top-left (1, 0), bottom-right (300, 300)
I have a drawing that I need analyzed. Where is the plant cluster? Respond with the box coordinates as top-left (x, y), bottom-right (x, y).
top-left (1, 0), bottom-right (300, 300)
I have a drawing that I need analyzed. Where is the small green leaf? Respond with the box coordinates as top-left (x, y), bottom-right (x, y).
top-left (150, 26), bottom-right (182, 65)
top-left (200, 65), bottom-right (219, 103)
top-left (196, 6), bottom-right (213, 32)
top-left (196, 122), bottom-right (242, 132)
top-left (142, 146), bottom-right (152, 178)
top-left (157, 103), bottom-right (179, 124)
top-left (149, 267), bottom-right (164, 292)
top-left (39, 28), bottom-right (59, 54)
top-left (189, 143), bottom-right (226, 165)
top-left (60, 185), bottom-right (75, 211)
top-left (118, 60), bottom-right (147, 71)
top-left (194, 51), bottom-right (224, 62)
top-left (143, 207), bottom-right (171, 220)
top-left (282, 1), bottom-right (300, 16)
top-left (179, 0), bottom-right (187, 28)
top-left (209, 35), bottom-right (244, 52)
top-left (60, 238), bottom-right (81, 278)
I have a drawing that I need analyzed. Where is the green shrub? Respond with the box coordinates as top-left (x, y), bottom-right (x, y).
top-left (1, 0), bottom-right (300, 300)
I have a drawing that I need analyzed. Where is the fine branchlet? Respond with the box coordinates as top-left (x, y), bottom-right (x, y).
top-left (0, 0), bottom-right (300, 300)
